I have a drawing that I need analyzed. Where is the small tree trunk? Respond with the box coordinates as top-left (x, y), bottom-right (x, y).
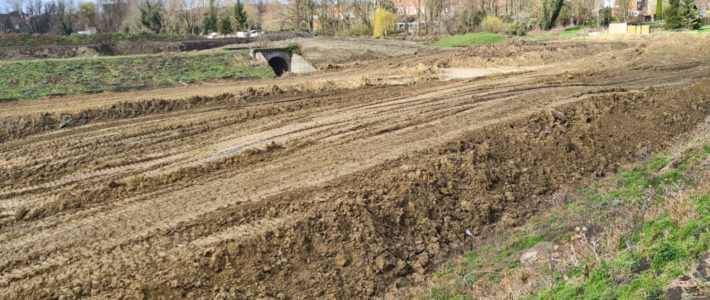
top-left (417, 0), bottom-right (421, 35)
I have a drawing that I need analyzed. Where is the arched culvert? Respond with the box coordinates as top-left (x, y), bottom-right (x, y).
top-left (268, 57), bottom-right (289, 76)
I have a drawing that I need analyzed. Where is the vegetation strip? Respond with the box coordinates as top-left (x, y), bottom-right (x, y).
top-left (424, 121), bottom-right (710, 299)
top-left (0, 50), bottom-right (275, 100)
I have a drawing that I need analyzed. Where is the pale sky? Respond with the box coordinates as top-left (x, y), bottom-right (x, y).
top-left (1, 0), bottom-right (97, 13)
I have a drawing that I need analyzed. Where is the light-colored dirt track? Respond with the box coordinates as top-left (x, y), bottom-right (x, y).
top-left (2, 36), bottom-right (710, 299)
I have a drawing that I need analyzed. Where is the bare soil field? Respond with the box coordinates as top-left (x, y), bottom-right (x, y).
top-left (1, 35), bottom-right (710, 299)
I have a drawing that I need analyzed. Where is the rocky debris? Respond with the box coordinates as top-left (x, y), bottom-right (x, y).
top-left (664, 253), bottom-right (710, 299)
top-left (334, 253), bottom-right (349, 267)
top-left (520, 242), bottom-right (555, 267)
top-left (57, 114), bottom-right (73, 129)
top-left (411, 252), bottom-right (430, 273)
top-left (209, 249), bottom-right (226, 272)
top-left (547, 108), bottom-right (567, 122)
top-left (375, 254), bottom-right (397, 272)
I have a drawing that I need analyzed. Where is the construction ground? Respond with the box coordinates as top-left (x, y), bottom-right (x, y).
top-left (1, 34), bottom-right (710, 299)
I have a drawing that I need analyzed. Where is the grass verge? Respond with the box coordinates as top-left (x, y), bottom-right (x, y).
top-left (418, 119), bottom-right (710, 299)
top-left (524, 26), bottom-right (583, 41)
top-left (0, 50), bottom-right (275, 100)
top-left (432, 32), bottom-right (505, 47)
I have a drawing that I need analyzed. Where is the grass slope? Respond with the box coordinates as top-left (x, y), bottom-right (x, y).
top-left (0, 50), bottom-right (275, 100)
top-left (0, 32), bottom-right (203, 47)
top-left (433, 32), bottom-right (505, 47)
top-left (421, 121), bottom-right (710, 299)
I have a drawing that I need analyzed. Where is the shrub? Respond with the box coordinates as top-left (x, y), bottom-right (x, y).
top-left (285, 43), bottom-right (302, 55)
top-left (372, 9), bottom-right (395, 37)
top-left (481, 16), bottom-right (510, 34)
top-left (652, 240), bottom-right (686, 269)
top-left (345, 25), bottom-right (372, 36)
top-left (509, 23), bottom-right (526, 36)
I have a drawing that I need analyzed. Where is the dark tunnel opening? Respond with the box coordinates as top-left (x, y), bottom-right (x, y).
top-left (268, 57), bottom-right (289, 77)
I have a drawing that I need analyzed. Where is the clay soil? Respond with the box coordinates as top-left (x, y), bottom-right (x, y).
top-left (1, 35), bottom-right (710, 299)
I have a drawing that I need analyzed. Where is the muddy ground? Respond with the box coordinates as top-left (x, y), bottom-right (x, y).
top-left (1, 35), bottom-right (710, 299)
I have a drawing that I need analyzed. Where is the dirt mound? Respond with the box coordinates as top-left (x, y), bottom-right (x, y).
top-left (244, 37), bottom-right (429, 67)
top-left (129, 80), bottom-right (710, 299)
top-left (424, 39), bottom-right (639, 68)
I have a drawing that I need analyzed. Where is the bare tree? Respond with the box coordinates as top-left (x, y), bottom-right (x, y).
top-left (97, 0), bottom-right (128, 32)
top-left (19, 0), bottom-right (59, 33)
top-left (57, 0), bottom-right (78, 34)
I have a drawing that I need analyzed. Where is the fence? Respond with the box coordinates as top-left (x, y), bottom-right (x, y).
top-left (609, 23), bottom-right (650, 34)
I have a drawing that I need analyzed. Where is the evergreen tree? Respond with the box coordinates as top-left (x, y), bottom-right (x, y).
top-left (680, 0), bottom-right (701, 29)
top-left (663, 0), bottom-right (681, 29)
top-left (219, 17), bottom-right (233, 34)
top-left (233, 0), bottom-right (248, 31)
top-left (203, 0), bottom-right (218, 33)
top-left (139, 0), bottom-right (163, 33)
top-left (656, 0), bottom-right (663, 19)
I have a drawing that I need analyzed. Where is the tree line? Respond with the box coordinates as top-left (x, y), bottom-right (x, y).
top-left (0, 0), bottom-right (262, 35)
top-left (0, 0), bottom-right (705, 36)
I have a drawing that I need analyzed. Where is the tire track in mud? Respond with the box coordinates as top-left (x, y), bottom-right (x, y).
top-left (0, 77), bottom-right (585, 278)
top-left (1, 80), bottom-right (560, 214)
top-left (0, 79), bottom-right (544, 210)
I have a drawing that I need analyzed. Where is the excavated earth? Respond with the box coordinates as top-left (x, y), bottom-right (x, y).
top-left (1, 36), bottom-right (710, 299)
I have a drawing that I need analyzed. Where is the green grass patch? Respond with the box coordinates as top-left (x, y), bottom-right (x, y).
top-left (0, 50), bottom-right (275, 100)
top-left (559, 29), bottom-right (581, 38)
top-left (528, 148), bottom-right (710, 299)
top-left (433, 32), bottom-right (505, 47)
top-left (524, 26), bottom-right (584, 41)
top-left (700, 25), bottom-right (710, 33)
